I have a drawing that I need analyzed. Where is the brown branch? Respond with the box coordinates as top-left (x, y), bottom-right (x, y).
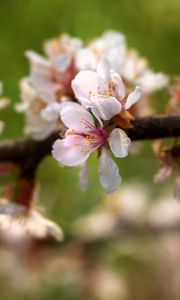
top-left (0, 114), bottom-right (179, 177)
top-left (0, 132), bottom-right (59, 177)
top-left (128, 114), bottom-right (180, 140)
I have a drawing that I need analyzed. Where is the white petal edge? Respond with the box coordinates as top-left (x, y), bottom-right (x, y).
top-left (71, 70), bottom-right (98, 108)
top-left (91, 95), bottom-right (122, 121)
top-left (41, 103), bottom-right (62, 121)
top-left (60, 103), bottom-right (95, 131)
top-left (110, 69), bottom-right (125, 100)
top-left (52, 137), bottom-right (90, 167)
top-left (97, 58), bottom-right (111, 82)
top-left (125, 86), bottom-right (142, 110)
top-left (108, 128), bottom-right (131, 158)
top-left (52, 53), bottom-right (72, 72)
top-left (99, 148), bottom-right (121, 194)
top-left (26, 50), bottom-right (50, 67)
top-left (78, 161), bottom-right (89, 191)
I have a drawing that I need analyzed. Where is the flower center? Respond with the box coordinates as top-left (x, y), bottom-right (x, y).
top-left (82, 119), bottom-right (108, 149)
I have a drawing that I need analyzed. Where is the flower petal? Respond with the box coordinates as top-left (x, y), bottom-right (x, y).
top-left (108, 128), bottom-right (131, 158)
top-left (136, 71), bottom-right (169, 93)
top-left (51, 53), bottom-right (72, 72)
top-left (28, 67), bottom-right (59, 101)
top-left (125, 86), bottom-right (142, 110)
top-left (110, 69), bottom-right (125, 100)
top-left (52, 136), bottom-right (90, 167)
top-left (91, 95), bottom-right (122, 121)
top-left (76, 48), bottom-right (97, 70)
top-left (78, 161), bottom-right (89, 191)
top-left (97, 58), bottom-right (110, 82)
top-left (71, 70), bottom-right (98, 108)
top-left (99, 148), bottom-right (121, 194)
top-left (60, 102), bottom-right (95, 131)
top-left (41, 103), bottom-right (62, 121)
top-left (26, 51), bottom-right (50, 67)
top-left (26, 51), bottom-right (60, 100)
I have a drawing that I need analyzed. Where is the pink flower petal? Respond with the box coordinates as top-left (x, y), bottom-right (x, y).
top-left (110, 69), bottom-right (125, 100)
top-left (51, 53), bottom-right (72, 72)
top-left (99, 148), bottom-right (121, 194)
top-left (76, 48), bottom-right (98, 70)
top-left (78, 161), bottom-right (89, 191)
top-left (108, 128), bottom-right (131, 158)
top-left (26, 51), bottom-right (50, 68)
top-left (52, 136), bottom-right (90, 167)
top-left (91, 95), bottom-right (122, 121)
top-left (97, 58), bottom-right (111, 82)
top-left (60, 103), bottom-right (95, 131)
top-left (125, 86), bottom-right (142, 110)
top-left (71, 70), bottom-right (98, 108)
top-left (41, 103), bottom-right (62, 121)
top-left (136, 71), bottom-right (169, 93)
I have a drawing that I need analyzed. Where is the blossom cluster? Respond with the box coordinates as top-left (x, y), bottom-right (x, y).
top-left (15, 31), bottom-right (169, 194)
top-left (16, 31), bottom-right (168, 140)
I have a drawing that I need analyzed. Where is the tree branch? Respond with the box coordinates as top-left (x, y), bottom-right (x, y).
top-left (0, 114), bottom-right (179, 177)
top-left (128, 114), bottom-right (180, 140)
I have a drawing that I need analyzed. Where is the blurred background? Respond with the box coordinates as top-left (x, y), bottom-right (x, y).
top-left (0, 0), bottom-right (180, 299)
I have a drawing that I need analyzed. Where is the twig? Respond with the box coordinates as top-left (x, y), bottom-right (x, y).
top-left (0, 114), bottom-right (179, 177)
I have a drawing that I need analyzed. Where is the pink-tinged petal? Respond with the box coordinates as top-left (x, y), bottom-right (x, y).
top-left (97, 58), bottom-right (110, 82)
top-left (78, 161), bottom-right (89, 191)
top-left (58, 101), bottom-right (82, 111)
top-left (108, 128), bottom-right (131, 158)
top-left (136, 71), bottom-right (169, 93)
top-left (71, 70), bottom-right (98, 108)
top-left (100, 31), bottom-right (126, 49)
top-left (52, 136), bottom-right (90, 167)
top-left (110, 69), bottom-right (125, 100)
top-left (125, 86), bottom-right (142, 110)
top-left (60, 103), bottom-right (95, 131)
top-left (26, 51), bottom-right (50, 68)
top-left (91, 95), bottom-right (122, 121)
top-left (28, 70), bottom-right (60, 101)
top-left (174, 176), bottom-right (180, 201)
top-left (26, 51), bottom-right (60, 100)
top-left (51, 53), bottom-right (72, 72)
top-left (76, 48), bottom-right (98, 70)
top-left (99, 148), bottom-right (121, 194)
top-left (41, 103), bottom-right (62, 121)
top-left (91, 106), bottom-right (103, 127)
top-left (154, 166), bottom-right (172, 184)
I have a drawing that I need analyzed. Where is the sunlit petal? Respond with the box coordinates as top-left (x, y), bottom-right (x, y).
top-left (108, 128), bottom-right (131, 158)
top-left (99, 148), bottom-right (121, 194)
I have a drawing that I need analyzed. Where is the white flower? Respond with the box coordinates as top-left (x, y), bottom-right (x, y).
top-left (89, 31), bottom-right (127, 72)
top-left (136, 70), bottom-right (169, 93)
top-left (72, 58), bottom-right (142, 124)
top-left (0, 199), bottom-right (64, 242)
top-left (52, 102), bottom-right (131, 194)
top-left (16, 79), bottom-right (60, 140)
